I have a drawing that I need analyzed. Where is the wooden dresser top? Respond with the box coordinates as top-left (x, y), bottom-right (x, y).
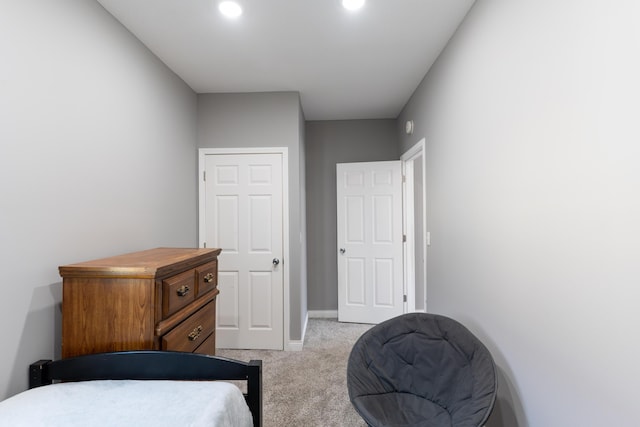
top-left (59, 247), bottom-right (221, 279)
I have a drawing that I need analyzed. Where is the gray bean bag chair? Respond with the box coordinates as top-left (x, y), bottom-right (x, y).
top-left (347, 313), bottom-right (497, 427)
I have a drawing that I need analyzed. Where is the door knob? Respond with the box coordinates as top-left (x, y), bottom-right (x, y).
top-left (272, 258), bottom-right (280, 266)
top-left (339, 248), bottom-right (346, 255)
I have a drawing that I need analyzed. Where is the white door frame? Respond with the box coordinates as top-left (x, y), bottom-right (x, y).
top-left (401, 139), bottom-right (427, 313)
top-left (197, 147), bottom-right (291, 350)
top-left (402, 159), bottom-right (416, 312)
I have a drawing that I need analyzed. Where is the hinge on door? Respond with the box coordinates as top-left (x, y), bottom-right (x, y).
top-left (203, 242), bottom-right (207, 248)
top-left (402, 175), bottom-right (406, 183)
top-left (403, 234), bottom-right (407, 243)
top-left (203, 171), bottom-right (206, 181)
top-left (403, 295), bottom-right (407, 303)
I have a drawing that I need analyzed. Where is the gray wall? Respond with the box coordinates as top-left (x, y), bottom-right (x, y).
top-left (306, 120), bottom-right (399, 311)
top-left (397, 0), bottom-right (640, 425)
top-left (0, 0), bottom-right (198, 400)
top-left (197, 92), bottom-right (307, 341)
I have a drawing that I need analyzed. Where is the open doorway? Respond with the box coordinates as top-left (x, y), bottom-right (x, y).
top-left (402, 139), bottom-right (427, 312)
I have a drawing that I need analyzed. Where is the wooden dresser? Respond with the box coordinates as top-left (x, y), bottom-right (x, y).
top-left (59, 247), bottom-right (221, 359)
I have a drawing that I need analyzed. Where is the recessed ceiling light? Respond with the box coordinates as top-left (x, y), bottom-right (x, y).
top-left (342, 0), bottom-right (365, 11)
top-left (219, 1), bottom-right (242, 19)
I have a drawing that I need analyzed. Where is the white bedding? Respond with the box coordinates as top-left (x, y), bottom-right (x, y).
top-left (0, 380), bottom-right (253, 427)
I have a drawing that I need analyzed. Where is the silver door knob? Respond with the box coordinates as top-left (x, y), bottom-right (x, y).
top-left (339, 248), bottom-right (346, 255)
top-left (272, 258), bottom-right (280, 266)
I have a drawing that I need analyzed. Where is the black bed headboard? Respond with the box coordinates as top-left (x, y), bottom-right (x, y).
top-left (29, 351), bottom-right (262, 427)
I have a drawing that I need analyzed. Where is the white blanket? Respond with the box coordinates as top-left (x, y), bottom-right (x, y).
top-left (0, 380), bottom-right (253, 427)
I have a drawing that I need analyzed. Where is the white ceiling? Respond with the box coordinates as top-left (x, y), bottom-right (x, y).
top-left (96, 0), bottom-right (475, 120)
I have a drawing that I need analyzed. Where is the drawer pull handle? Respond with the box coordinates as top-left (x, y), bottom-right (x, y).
top-left (188, 325), bottom-right (203, 341)
top-left (204, 273), bottom-right (215, 283)
top-left (176, 285), bottom-right (190, 297)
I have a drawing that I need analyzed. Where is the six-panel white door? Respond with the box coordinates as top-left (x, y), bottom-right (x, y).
top-left (203, 153), bottom-right (284, 350)
top-left (337, 161), bottom-right (404, 324)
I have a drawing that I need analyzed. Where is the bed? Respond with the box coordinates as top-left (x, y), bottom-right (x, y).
top-left (0, 351), bottom-right (262, 427)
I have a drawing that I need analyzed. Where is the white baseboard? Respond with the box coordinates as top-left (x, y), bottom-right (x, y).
top-left (308, 310), bottom-right (338, 319)
top-left (286, 340), bottom-right (304, 351)
top-left (285, 311), bottom-right (309, 352)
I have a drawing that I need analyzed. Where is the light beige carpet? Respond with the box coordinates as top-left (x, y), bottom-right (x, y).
top-left (217, 318), bottom-right (372, 427)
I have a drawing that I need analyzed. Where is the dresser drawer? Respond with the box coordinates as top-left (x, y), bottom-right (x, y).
top-left (162, 269), bottom-right (196, 318)
top-left (193, 331), bottom-right (216, 355)
top-left (196, 260), bottom-right (218, 296)
top-left (161, 301), bottom-right (215, 353)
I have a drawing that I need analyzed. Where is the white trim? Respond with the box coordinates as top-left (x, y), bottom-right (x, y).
top-left (401, 138), bottom-right (427, 313)
top-left (286, 340), bottom-right (304, 352)
top-left (402, 159), bottom-right (416, 312)
top-left (286, 311), bottom-right (309, 352)
top-left (308, 310), bottom-right (338, 319)
top-left (198, 147), bottom-right (291, 350)
top-left (302, 310), bottom-right (308, 340)
top-left (282, 150), bottom-right (291, 352)
top-left (401, 138), bottom-right (425, 161)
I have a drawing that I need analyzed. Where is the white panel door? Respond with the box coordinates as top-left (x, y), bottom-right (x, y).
top-left (337, 161), bottom-right (404, 324)
top-left (204, 153), bottom-right (283, 350)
